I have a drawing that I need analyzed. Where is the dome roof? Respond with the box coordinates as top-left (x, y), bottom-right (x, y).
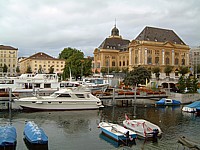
top-left (111, 26), bottom-right (119, 36)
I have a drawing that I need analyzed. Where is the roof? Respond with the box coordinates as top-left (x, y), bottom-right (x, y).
top-left (135, 26), bottom-right (186, 45)
top-left (99, 37), bottom-right (130, 51)
top-left (28, 52), bottom-right (64, 60)
top-left (0, 45), bottom-right (18, 50)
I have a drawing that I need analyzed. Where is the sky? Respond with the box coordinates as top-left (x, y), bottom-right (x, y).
top-left (0, 0), bottom-right (200, 58)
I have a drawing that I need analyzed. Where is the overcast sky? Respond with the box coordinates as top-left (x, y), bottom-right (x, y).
top-left (0, 0), bottom-right (200, 58)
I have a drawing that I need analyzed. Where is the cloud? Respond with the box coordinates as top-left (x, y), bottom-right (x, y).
top-left (0, 0), bottom-right (200, 57)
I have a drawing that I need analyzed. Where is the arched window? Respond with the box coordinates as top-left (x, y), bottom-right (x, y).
top-left (147, 56), bottom-right (152, 64)
top-left (155, 57), bottom-right (159, 64)
top-left (119, 61), bottom-right (121, 66)
top-left (135, 56), bottom-right (138, 64)
top-left (175, 58), bottom-right (179, 65)
top-left (123, 61), bottom-right (125, 66)
top-left (182, 58), bottom-right (185, 65)
top-left (165, 57), bottom-right (170, 65)
top-left (112, 61), bottom-right (115, 66)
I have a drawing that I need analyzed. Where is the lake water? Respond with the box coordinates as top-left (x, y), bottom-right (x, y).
top-left (0, 105), bottom-right (200, 150)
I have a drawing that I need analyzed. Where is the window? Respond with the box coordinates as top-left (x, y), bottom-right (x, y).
top-left (155, 57), bottom-right (159, 64)
top-left (135, 57), bottom-right (138, 64)
top-left (175, 58), bottom-right (179, 65)
top-left (75, 94), bottom-right (85, 98)
top-left (119, 61), bottom-right (121, 66)
top-left (123, 61), bottom-right (125, 66)
top-left (182, 58), bottom-right (185, 65)
top-left (165, 57), bottom-right (170, 65)
top-left (112, 61), bottom-right (115, 66)
top-left (147, 56), bottom-right (152, 64)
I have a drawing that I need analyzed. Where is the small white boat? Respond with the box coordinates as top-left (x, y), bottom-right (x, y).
top-left (98, 122), bottom-right (137, 143)
top-left (14, 85), bottom-right (104, 111)
top-left (123, 115), bottom-right (162, 139)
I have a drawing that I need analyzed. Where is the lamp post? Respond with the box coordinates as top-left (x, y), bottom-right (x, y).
top-left (81, 60), bottom-right (84, 81)
top-left (106, 56), bottom-right (110, 86)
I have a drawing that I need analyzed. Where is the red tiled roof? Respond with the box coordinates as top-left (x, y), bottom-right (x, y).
top-left (0, 45), bottom-right (18, 50)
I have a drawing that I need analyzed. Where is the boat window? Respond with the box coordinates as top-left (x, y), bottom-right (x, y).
top-left (44, 84), bottom-right (51, 88)
top-left (166, 100), bottom-right (172, 103)
top-left (59, 102), bottom-right (62, 104)
top-left (57, 94), bottom-right (71, 97)
top-left (32, 102), bottom-right (36, 103)
top-left (87, 94), bottom-right (90, 98)
top-left (48, 102), bottom-right (51, 104)
top-left (75, 94), bottom-right (85, 98)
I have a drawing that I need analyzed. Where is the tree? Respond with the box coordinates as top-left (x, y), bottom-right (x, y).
top-left (177, 76), bottom-right (186, 93)
top-left (38, 65), bottom-right (43, 74)
top-left (49, 65), bottom-right (54, 74)
top-left (152, 67), bottom-right (160, 80)
top-left (164, 65), bottom-right (173, 76)
top-left (16, 66), bottom-right (20, 74)
top-left (179, 66), bottom-right (189, 76)
top-left (26, 65), bottom-right (32, 73)
top-left (123, 67), bottom-right (151, 87)
top-left (59, 47), bottom-right (92, 80)
top-left (3, 64), bottom-right (8, 72)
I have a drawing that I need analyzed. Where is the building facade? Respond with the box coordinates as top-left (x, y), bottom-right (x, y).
top-left (19, 52), bottom-right (65, 74)
top-left (93, 26), bottom-right (190, 88)
top-left (189, 46), bottom-right (200, 78)
top-left (0, 45), bottom-right (18, 76)
top-left (93, 25), bottom-right (130, 73)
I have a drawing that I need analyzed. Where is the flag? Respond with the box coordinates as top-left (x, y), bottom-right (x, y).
top-left (125, 114), bottom-right (130, 120)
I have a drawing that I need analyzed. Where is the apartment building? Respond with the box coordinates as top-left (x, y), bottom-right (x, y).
top-left (19, 52), bottom-right (65, 74)
top-left (0, 45), bottom-right (18, 76)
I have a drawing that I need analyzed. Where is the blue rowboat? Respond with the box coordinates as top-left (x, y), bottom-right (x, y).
top-left (24, 121), bottom-right (48, 144)
top-left (98, 122), bottom-right (136, 144)
top-left (0, 125), bottom-right (17, 147)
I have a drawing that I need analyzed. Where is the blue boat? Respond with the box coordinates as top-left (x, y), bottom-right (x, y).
top-left (156, 98), bottom-right (181, 106)
top-left (24, 121), bottom-right (48, 145)
top-left (0, 125), bottom-right (17, 148)
top-left (98, 122), bottom-right (136, 145)
top-left (182, 101), bottom-right (200, 113)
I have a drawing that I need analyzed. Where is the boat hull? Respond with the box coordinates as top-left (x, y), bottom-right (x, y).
top-left (123, 119), bottom-right (162, 139)
top-left (0, 125), bottom-right (17, 148)
top-left (17, 101), bottom-right (103, 111)
top-left (24, 121), bottom-right (48, 145)
top-left (98, 122), bottom-right (137, 142)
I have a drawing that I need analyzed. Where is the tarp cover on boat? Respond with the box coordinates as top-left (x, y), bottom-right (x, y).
top-left (185, 101), bottom-right (200, 108)
top-left (24, 121), bottom-right (48, 144)
top-left (0, 125), bottom-right (17, 146)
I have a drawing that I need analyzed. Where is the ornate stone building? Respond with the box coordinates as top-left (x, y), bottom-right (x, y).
top-left (0, 45), bottom-right (18, 76)
top-left (129, 26), bottom-right (190, 79)
top-left (93, 25), bottom-right (190, 88)
top-left (93, 25), bottom-right (130, 73)
top-left (19, 52), bottom-right (65, 74)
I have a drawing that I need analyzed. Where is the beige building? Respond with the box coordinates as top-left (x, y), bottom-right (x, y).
top-left (93, 26), bottom-right (190, 76)
top-left (0, 45), bottom-right (18, 76)
top-left (19, 52), bottom-right (65, 74)
top-left (93, 25), bottom-right (130, 73)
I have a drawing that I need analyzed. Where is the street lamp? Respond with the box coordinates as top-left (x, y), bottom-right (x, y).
top-left (106, 56), bottom-right (110, 86)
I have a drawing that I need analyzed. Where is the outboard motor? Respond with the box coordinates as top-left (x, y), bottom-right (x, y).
top-left (152, 129), bottom-right (159, 142)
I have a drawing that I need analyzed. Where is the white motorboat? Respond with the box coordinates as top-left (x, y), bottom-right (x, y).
top-left (123, 114), bottom-right (162, 139)
top-left (14, 85), bottom-right (104, 111)
top-left (98, 122), bottom-right (137, 142)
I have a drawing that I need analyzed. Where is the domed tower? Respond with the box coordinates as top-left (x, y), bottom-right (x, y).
top-left (111, 25), bottom-right (119, 36)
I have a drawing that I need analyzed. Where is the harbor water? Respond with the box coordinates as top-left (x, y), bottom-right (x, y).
top-left (0, 105), bottom-right (200, 150)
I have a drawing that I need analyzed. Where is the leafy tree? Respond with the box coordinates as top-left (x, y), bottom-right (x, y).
top-left (95, 69), bottom-right (99, 74)
top-left (16, 66), bottom-right (20, 73)
top-left (152, 67), bottom-right (160, 80)
top-left (123, 67), bottom-right (151, 87)
top-left (26, 65), bottom-right (32, 73)
top-left (185, 76), bottom-right (192, 93)
top-left (38, 65), bottom-right (43, 74)
top-left (164, 65), bottom-right (173, 76)
top-left (49, 65), bottom-right (54, 74)
top-left (100, 67), bottom-right (107, 74)
top-left (177, 76), bottom-right (186, 93)
top-left (60, 47), bottom-right (92, 80)
top-left (191, 77), bottom-right (198, 93)
top-left (3, 64), bottom-right (8, 72)
top-left (179, 66), bottom-right (189, 76)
